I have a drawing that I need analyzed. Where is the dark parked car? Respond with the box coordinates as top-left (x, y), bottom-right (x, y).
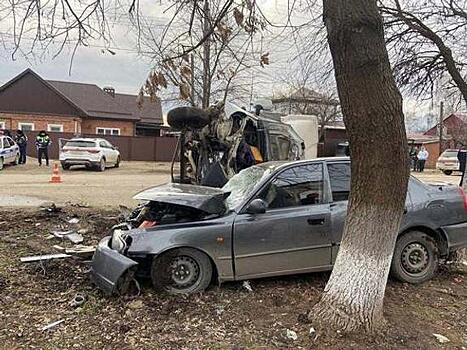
top-left (91, 157), bottom-right (467, 295)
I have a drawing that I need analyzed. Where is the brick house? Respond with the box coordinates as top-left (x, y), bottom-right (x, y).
top-left (0, 69), bottom-right (163, 136)
top-left (424, 113), bottom-right (467, 149)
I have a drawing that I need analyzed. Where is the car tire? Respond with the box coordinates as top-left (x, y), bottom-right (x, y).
top-left (13, 154), bottom-right (20, 165)
top-left (151, 248), bottom-right (212, 295)
top-left (442, 170), bottom-right (453, 175)
top-left (97, 158), bottom-right (106, 172)
top-left (390, 231), bottom-right (438, 284)
top-left (0, 157), bottom-right (4, 170)
top-left (115, 156), bottom-right (120, 168)
top-left (61, 162), bottom-right (70, 170)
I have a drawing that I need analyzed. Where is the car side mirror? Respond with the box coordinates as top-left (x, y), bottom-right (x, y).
top-left (246, 199), bottom-right (267, 214)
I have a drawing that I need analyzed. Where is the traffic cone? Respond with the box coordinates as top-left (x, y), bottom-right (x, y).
top-left (49, 163), bottom-right (62, 183)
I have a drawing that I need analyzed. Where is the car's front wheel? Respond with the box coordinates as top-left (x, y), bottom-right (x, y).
top-left (151, 248), bottom-right (212, 294)
top-left (13, 154), bottom-right (19, 165)
top-left (391, 231), bottom-right (438, 284)
top-left (442, 170), bottom-right (453, 175)
top-left (115, 156), bottom-right (120, 168)
top-left (0, 157), bottom-right (4, 170)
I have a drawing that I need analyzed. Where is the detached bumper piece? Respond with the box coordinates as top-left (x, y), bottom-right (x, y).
top-left (91, 237), bottom-right (138, 295)
top-left (442, 222), bottom-right (467, 251)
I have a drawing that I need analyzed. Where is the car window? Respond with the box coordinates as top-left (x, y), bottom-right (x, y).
top-left (0, 138), bottom-right (4, 149)
top-left (105, 140), bottom-right (113, 148)
top-left (3, 138), bottom-right (11, 147)
top-left (65, 140), bottom-right (96, 148)
top-left (258, 163), bottom-right (324, 209)
top-left (441, 150), bottom-right (458, 158)
top-left (99, 141), bottom-right (107, 148)
top-left (7, 137), bottom-right (15, 146)
top-left (328, 162), bottom-right (351, 202)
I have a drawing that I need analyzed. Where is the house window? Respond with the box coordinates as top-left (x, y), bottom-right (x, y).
top-left (18, 122), bottom-right (35, 131)
top-left (47, 124), bottom-right (64, 132)
top-left (96, 127), bottom-right (120, 136)
top-left (0, 121), bottom-right (5, 129)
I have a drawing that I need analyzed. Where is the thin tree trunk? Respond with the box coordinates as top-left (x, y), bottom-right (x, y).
top-left (311, 0), bottom-right (409, 332)
top-left (202, 0), bottom-right (211, 108)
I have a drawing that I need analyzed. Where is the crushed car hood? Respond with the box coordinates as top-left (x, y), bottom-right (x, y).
top-left (133, 182), bottom-right (230, 215)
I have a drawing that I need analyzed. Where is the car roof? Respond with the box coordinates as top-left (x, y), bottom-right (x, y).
top-left (257, 157), bottom-right (350, 172)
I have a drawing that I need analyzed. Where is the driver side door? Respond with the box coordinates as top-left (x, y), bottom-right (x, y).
top-left (233, 162), bottom-right (333, 279)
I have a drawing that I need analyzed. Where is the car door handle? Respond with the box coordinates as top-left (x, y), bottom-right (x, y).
top-left (307, 218), bottom-right (325, 225)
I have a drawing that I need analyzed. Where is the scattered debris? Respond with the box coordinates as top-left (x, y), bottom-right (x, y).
top-left (53, 245), bottom-right (66, 251)
top-left (242, 280), bottom-right (253, 292)
top-left (70, 294), bottom-right (86, 308)
top-left (20, 253), bottom-right (71, 263)
top-left (41, 319), bottom-right (64, 331)
top-left (52, 230), bottom-right (84, 244)
top-left (35, 223), bottom-right (41, 227)
top-left (65, 245), bottom-right (95, 256)
top-left (77, 228), bottom-right (90, 235)
top-left (309, 327), bottom-right (316, 335)
top-left (65, 233), bottom-right (84, 244)
top-left (432, 333), bottom-right (450, 344)
top-left (68, 218), bottom-right (80, 224)
top-left (285, 329), bottom-right (298, 341)
top-left (40, 203), bottom-right (61, 213)
top-left (52, 230), bottom-right (74, 238)
top-left (127, 299), bottom-right (144, 310)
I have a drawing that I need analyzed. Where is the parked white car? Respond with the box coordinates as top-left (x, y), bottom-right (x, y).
top-left (436, 149), bottom-right (460, 175)
top-left (60, 138), bottom-right (120, 171)
top-left (0, 135), bottom-right (20, 170)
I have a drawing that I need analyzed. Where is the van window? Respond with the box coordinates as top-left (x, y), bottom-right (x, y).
top-left (269, 134), bottom-right (291, 160)
top-left (328, 162), bottom-right (351, 201)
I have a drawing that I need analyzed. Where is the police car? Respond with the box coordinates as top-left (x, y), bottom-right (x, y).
top-left (0, 135), bottom-right (20, 170)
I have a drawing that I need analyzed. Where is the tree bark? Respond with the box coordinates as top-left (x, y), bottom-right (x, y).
top-left (311, 0), bottom-right (409, 332)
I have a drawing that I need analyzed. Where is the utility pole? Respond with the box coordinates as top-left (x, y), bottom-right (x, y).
top-left (439, 101), bottom-right (444, 155)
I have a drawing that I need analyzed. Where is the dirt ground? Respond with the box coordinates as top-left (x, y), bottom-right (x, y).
top-left (1, 158), bottom-right (172, 208)
top-left (1, 158), bottom-right (463, 209)
top-left (0, 207), bottom-right (466, 350)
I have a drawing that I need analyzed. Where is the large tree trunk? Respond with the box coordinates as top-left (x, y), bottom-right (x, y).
top-left (311, 0), bottom-right (409, 332)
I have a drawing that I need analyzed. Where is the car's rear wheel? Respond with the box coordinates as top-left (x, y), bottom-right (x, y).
top-left (151, 248), bottom-right (212, 294)
top-left (442, 170), bottom-right (453, 175)
top-left (0, 157), bottom-right (4, 170)
top-left (391, 231), bottom-right (438, 284)
top-left (61, 162), bottom-right (70, 170)
top-left (97, 158), bottom-right (106, 172)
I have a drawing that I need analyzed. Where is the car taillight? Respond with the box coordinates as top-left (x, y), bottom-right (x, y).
top-left (86, 149), bottom-right (100, 154)
top-left (459, 187), bottom-right (467, 212)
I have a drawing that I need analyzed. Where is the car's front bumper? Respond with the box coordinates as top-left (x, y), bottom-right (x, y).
top-left (442, 222), bottom-right (467, 251)
top-left (91, 236), bottom-right (138, 295)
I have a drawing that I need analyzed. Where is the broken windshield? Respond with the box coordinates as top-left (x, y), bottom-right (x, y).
top-left (222, 165), bottom-right (273, 210)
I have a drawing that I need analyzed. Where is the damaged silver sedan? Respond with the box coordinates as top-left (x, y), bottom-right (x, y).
top-left (91, 158), bottom-right (467, 295)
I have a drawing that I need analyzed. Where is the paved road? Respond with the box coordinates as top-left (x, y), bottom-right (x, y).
top-left (0, 157), bottom-right (463, 208)
top-left (0, 158), bottom-right (172, 208)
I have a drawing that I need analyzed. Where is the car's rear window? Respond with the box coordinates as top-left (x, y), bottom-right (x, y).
top-left (65, 141), bottom-right (96, 148)
top-left (441, 150), bottom-right (458, 158)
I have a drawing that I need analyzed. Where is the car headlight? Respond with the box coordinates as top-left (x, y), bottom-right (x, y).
top-left (110, 229), bottom-right (127, 252)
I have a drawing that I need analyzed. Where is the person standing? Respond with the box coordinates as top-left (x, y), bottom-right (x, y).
top-left (458, 146), bottom-right (466, 187)
top-left (14, 129), bottom-right (28, 164)
top-left (35, 130), bottom-right (51, 166)
top-left (409, 146), bottom-right (419, 171)
top-left (417, 146), bottom-right (429, 172)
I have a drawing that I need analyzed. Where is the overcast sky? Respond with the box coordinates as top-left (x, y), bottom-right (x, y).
top-left (0, 0), bottom-right (440, 123)
top-left (0, 0), bottom-right (298, 96)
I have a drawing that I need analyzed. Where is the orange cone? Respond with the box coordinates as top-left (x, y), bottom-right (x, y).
top-left (49, 163), bottom-right (62, 183)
